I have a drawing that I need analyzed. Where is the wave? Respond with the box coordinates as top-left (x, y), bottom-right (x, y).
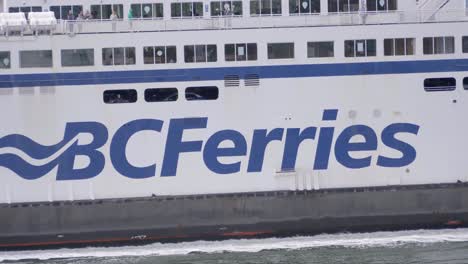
top-left (1, 228), bottom-right (468, 262)
top-left (0, 134), bottom-right (79, 180)
top-left (0, 134), bottom-right (68, 160)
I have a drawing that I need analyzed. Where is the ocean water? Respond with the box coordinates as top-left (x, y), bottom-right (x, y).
top-left (2, 228), bottom-right (468, 264)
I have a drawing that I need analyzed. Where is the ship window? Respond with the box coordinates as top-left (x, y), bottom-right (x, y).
top-left (0, 52), bottom-right (11, 69)
top-left (171, 2), bottom-right (203, 18)
top-left (424, 78), bottom-right (456, 92)
top-left (366, 0), bottom-right (397, 11)
top-left (423, 37), bottom-right (455, 55)
top-left (185, 86), bottom-right (219, 101)
top-left (20, 50), bottom-right (53, 68)
top-left (463, 36), bottom-right (468, 53)
top-left (289, 0), bottom-right (321, 14)
top-left (103, 89), bottom-right (137, 104)
top-left (344, 39), bottom-right (376, 57)
top-left (145, 88), bottom-right (178, 102)
top-left (50, 5), bottom-right (82, 20)
top-left (328, 0), bottom-right (359, 13)
top-left (268, 43), bottom-right (294, 59)
top-left (90, 4), bottom-right (123, 20)
top-left (130, 3), bottom-right (164, 18)
top-left (143, 46), bottom-right (177, 64)
top-left (464, 77), bottom-right (468, 90)
top-left (225, 43), bottom-right (257, 61)
top-left (384, 38), bottom-right (415, 56)
top-left (9, 6), bottom-right (42, 17)
top-left (102, 47), bottom-right (136, 66)
top-left (250, 0), bottom-right (282, 15)
top-left (184, 45), bottom-right (217, 63)
top-left (61, 49), bottom-right (94, 67)
top-left (211, 1), bottom-right (243, 16)
top-left (307, 41), bottom-right (334, 58)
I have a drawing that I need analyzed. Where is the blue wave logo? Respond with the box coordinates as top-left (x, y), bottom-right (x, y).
top-left (0, 122), bottom-right (108, 180)
top-left (0, 134), bottom-right (72, 180)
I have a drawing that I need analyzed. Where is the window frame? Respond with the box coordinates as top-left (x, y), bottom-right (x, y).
top-left (344, 39), bottom-right (376, 57)
top-left (307, 41), bottom-right (334, 58)
top-left (327, 0), bottom-right (359, 13)
top-left (130, 3), bottom-right (164, 19)
top-left (61, 49), bottom-right (95, 67)
top-left (90, 4), bottom-right (123, 20)
top-left (19, 50), bottom-right (53, 68)
top-left (289, 0), bottom-right (321, 14)
top-left (171, 2), bottom-right (204, 18)
top-left (185, 86), bottom-right (219, 101)
top-left (102, 47), bottom-right (136, 66)
top-left (225, 43), bottom-right (258, 61)
top-left (267, 42), bottom-right (295, 59)
top-left (210, 1), bottom-right (243, 16)
top-left (366, 0), bottom-right (397, 12)
top-left (383, 38), bottom-right (415, 56)
top-left (423, 36), bottom-right (455, 55)
top-left (250, 0), bottom-right (282, 16)
top-left (184, 44), bottom-right (217, 63)
top-left (145, 88), bottom-right (179, 102)
top-left (143, 46), bottom-right (177, 64)
top-left (0, 51), bottom-right (11, 69)
top-left (103, 89), bottom-right (138, 104)
top-left (424, 77), bottom-right (456, 92)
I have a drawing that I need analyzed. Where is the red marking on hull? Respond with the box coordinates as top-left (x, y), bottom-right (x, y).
top-left (0, 234), bottom-right (190, 248)
top-left (0, 231), bottom-right (273, 248)
top-left (221, 231), bottom-right (273, 237)
top-left (446, 220), bottom-right (463, 226)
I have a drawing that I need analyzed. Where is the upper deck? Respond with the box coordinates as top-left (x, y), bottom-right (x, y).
top-left (0, 0), bottom-right (466, 36)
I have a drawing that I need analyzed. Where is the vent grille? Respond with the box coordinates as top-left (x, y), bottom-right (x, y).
top-left (224, 75), bottom-right (240, 87)
top-left (244, 74), bottom-right (260, 87)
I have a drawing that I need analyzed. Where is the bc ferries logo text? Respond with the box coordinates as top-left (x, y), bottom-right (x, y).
top-left (0, 109), bottom-right (419, 180)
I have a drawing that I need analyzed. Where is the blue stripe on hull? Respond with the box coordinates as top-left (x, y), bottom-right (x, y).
top-left (1, 58), bottom-right (467, 88)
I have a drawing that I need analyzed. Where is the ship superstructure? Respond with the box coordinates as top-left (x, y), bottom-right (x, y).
top-left (0, 0), bottom-right (467, 249)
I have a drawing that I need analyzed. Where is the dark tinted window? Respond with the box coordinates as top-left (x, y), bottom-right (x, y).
top-left (0, 52), bottom-right (11, 69)
top-left (423, 36), bottom-right (455, 55)
top-left (61, 49), bottom-right (94, 67)
top-left (307, 41), bottom-right (334, 58)
top-left (184, 45), bottom-right (216, 63)
top-left (344, 39), bottom-right (376, 57)
top-left (103, 47), bottom-right (135, 66)
top-left (185, 86), bottom-right (219, 101)
top-left (20, 50), bottom-right (53, 68)
top-left (463, 36), bottom-right (468, 53)
top-left (464, 77), bottom-right (468, 90)
top-left (103, 89), bottom-right (137, 104)
top-left (424, 78), bottom-right (456, 92)
top-left (145, 88), bottom-right (178, 102)
top-left (225, 43), bottom-right (257, 61)
top-left (268, 43), bottom-right (294, 59)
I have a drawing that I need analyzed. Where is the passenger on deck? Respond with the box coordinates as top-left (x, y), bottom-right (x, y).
top-left (84, 10), bottom-right (92, 20)
top-left (77, 11), bottom-right (85, 20)
top-left (128, 9), bottom-right (134, 20)
top-left (110, 10), bottom-right (119, 20)
top-left (67, 10), bottom-right (75, 20)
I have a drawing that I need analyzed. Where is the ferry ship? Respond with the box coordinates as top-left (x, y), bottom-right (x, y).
top-left (0, 0), bottom-right (467, 249)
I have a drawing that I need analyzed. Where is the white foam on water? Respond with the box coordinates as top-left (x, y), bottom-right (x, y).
top-left (2, 228), bottom-right (468, 262)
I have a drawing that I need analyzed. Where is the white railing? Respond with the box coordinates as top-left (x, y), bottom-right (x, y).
top-left (60, 10), bottom-right (468, 35)
top-left (4, 9), bottom-right (468, 36)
